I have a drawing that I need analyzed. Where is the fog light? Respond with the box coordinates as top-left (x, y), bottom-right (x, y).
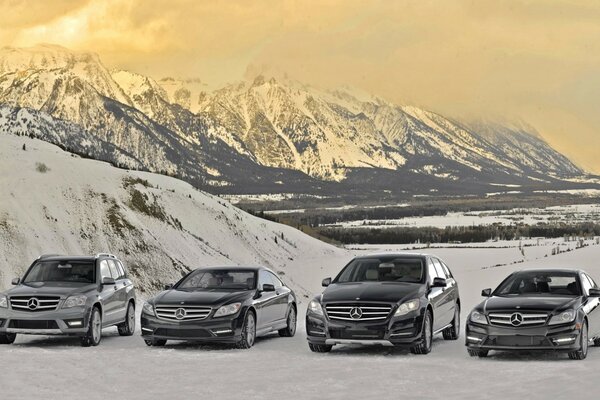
top-left (65, 319), bottom-right (83, 327)
top-left (212, 329), bottom-right (233, 335)
top-left (467, 335), bottom-right (483, 343)
top-left (553, 336), bottom-right (576, 345)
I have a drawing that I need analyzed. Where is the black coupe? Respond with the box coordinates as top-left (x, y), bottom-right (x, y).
top-left (141, 266), bottom-right (297, 348)
top-left (466, 269), bottom-right (600, 360)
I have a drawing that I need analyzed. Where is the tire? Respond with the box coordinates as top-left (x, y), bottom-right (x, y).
top-left (80, 307), bottom-right (102, 347)
top-left (144, 339), bottom-right (167, 347)
top-left (443, 305), bottom-right (460, 340)
top-left (468, 349), bottom-right (489, 358)
top-left (278, 305), bottom-right (297, 337)
top-left (0, 333), bottom-right (16, 344)
top-left (118, 302), bottom-right (135, 336)
top-left (569, 320), bottom-right (588, 360)
top-left (411, 310), bottom-right (433, 355)
top-left (235, 311), bottom-right (256, 349)
top-left (309, 343), bottom-right (333, 353)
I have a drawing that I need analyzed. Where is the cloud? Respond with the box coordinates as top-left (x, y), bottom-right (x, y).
top-left (1, 0), bottom-right (599, 172)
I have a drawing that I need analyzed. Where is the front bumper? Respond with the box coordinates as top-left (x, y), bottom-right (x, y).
top-left (465, 321), bottom-right (582, 351)
top-left (140, 312), bottom-right (245, 343)
top-left (306, 311), bottom-right (424, 347)
top-left (0, 307), bottom-right (90, 336)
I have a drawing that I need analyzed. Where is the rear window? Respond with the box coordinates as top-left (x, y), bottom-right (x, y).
top-left (23, 261), bottom-right (96, 284)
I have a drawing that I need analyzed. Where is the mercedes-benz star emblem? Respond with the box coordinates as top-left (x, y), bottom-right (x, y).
top-left (175, 308), bottom-right (186, 320)
top-left (510, 312), bottom-right (523, 326)
top-left (27, 297), bottom-right (39, 310)
top-left (349, 307), bottom-right (363, 320)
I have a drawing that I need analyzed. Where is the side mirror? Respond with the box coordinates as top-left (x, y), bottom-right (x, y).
top-left (261, 283), bottom-right (275, 292)
top-left (589, 288), bottom-right (600, 297)
top-left (102, 277), bottom-right (116, 285)
top-left (322, 277), bottom-right (332, 287)
top-left (164, 283), bottom-right (174, 290)
top-left (432, 277), bottom-right (447, 288)
top-left (11, 277), bottom-right (20, 285)
top-left (481, 288), bottom-right (492, 297)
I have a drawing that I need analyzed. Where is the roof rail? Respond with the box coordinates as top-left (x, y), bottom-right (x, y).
top-left (95, 253), bottom-right (117, 259)
top-left (37, 254), bottom-right (63, 260)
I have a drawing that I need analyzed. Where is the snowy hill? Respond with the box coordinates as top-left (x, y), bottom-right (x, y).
top-left (0, 44), bottom-right (590, 197)
top-left (0, 135), bottom-right (346, 295)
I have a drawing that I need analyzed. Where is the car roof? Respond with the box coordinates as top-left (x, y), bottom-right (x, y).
top-left (191, 265), bottom-right (270, 272)
top-left (358, 252), bottom-right (430, 259)
top-left (34, 254), bottom-right (119, 262)
top-left (513, 268), bottom-right (585, 275)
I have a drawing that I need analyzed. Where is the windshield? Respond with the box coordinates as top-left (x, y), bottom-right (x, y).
top-left (23, 261), bottom-right (96, 284)
top-left (494, 271), bottom-right (581, 296)
top-left (177, 269), bottom-right (256, 290)
top-left (335, 257), bottom-right (424, 283)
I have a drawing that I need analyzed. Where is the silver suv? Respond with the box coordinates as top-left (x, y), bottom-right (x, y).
top-left (0, 253), bottom-right (136, 346)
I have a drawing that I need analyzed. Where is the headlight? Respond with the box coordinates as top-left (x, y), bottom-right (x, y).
top-left (62, 295), bottom-right (87, 308)
top-left (394, 299), bottom-right (420, 316)
top-left (142, 301), bottom-right (155, 315)
top-left (214, 303), bottom-right (241, 318)
top-left (548, 309), bottom-right (576, 325)
top-left (308, 299), bottom-right (324, 316)
top-left (469, 310), bottom-right (488, 324)
top-left (0, 294), bottom-right (7, 308)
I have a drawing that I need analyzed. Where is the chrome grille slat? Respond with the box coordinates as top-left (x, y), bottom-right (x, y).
top-left (325, 303), bottom-right (393, 322)
top-left (488, 311), bottom-right (548, 327)
top-left (155, 305), bottom-right (212, 321)
top-left (9, 296), bottom-right (60, 312)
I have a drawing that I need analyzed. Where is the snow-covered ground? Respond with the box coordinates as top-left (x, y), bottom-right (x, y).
top-left (3, 136), bottom-right (600, 399)
top-left (325, 204), bottom-right (600, 229)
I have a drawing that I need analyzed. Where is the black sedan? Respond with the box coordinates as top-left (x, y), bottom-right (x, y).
top-left (141, 266), bottom-right (297, 349)
top-left (306, 253), bottom-right (461, 354)
top-left (466, 269), bottom-right (600, 360)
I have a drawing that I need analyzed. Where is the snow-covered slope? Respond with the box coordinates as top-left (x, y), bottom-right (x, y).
top-left (0, 135), bottom-right (346, 295)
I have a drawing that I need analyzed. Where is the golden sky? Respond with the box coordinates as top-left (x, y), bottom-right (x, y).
top-left (1, 0), bottom-right (599, 172)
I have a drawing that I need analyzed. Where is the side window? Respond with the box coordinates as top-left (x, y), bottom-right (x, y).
top-left (269, 272), bottom-right (283, 289)
top-left (431, 258), bottom-right (445, 280)
top-left (581, 274), bottom-right (593, 296)
top-left (107, 260), bottom-right (120, 279)
top-left (259, 270), bottom-right (274, 288)
top-left (427, 259), bottom-right (440, 284)
top-left (438, 259), bottom-right (453, 279)
top-left (115, 261), bottom-right (126, 279)
top-left (99, 260), bottom-right (111, 281)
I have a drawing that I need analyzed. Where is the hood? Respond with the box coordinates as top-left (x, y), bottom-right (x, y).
top-left (152, 288), bottom-right (253, 307)
top-left (482, 295), bottom-right (581, 313)
top-left (7, 282), bottom-right (97, 298)
top-left (322, 282), bottom-right (423, 304)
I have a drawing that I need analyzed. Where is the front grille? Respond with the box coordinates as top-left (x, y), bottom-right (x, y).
top-left (155, 305), bottom-right (212, 321)
top-left (10, 296), bottom-right (61, 312)
top-left (485, 335), bottom-right (550, 347)
top-left (488, 312), bottom-right (548, 327)
top-left (9, 320), bottom-right (59, 330)
top-left (329, 329), bottom-right (385, 340)
top-left (325, 303), bottom-right (393, 322)
top-left (154, 328), bottom-right (211, 338)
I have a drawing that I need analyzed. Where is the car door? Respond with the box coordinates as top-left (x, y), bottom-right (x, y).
top-left (108, 259), bottom-right (128, 322)
top-left (436, 258), bottom-right (459, 325)
top-left (116, 260), bottom-right (135, 302)
top-left (581, 273), bottom-right (600, 337)
top-left (268, 271), bottom-right (290, 325)
top-left (426, 257), bottom-right (446, 332)
top-left (254, 270), bottom-right (279, 330)
top-left (430, 258), bottom-right (454, 328)
top-left (98, 259), bottom-right (120, 325)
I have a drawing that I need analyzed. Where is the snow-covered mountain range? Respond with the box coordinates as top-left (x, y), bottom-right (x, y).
top-left (0, 134), bottom-right (346, 295)
top-left (0, 44), bottom-right (592, 197)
